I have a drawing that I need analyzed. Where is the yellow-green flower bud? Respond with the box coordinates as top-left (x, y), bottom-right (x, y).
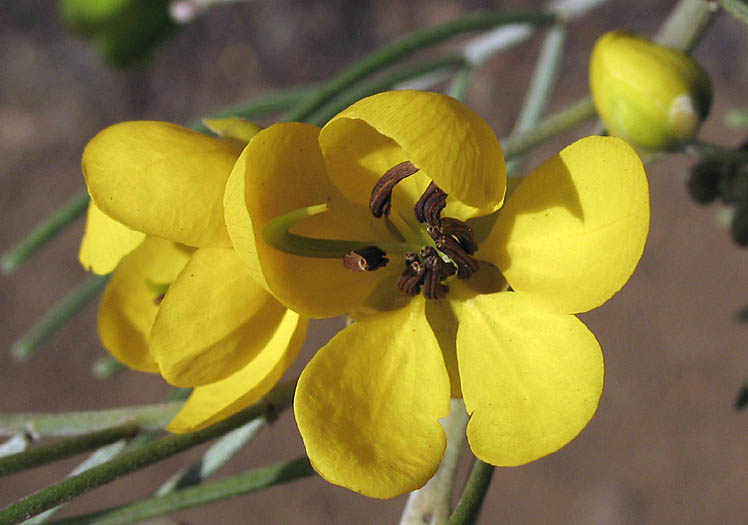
top-left (589, 31), bottom-right (712, 151)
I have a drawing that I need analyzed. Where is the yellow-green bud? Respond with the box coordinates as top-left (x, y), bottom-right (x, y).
top-left (589, 31), bottom-right (712, 151)
top-left (59, 0), bottom-right (175, 68)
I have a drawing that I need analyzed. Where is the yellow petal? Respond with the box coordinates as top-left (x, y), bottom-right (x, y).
top-left (482, 136), bottom-right (650, 314)
top-left (202, 117), bottom-right (263, 144)
top-left (150, 247), bottom-right (287, 387)
top-left (317, 114), bottom-right (431, 230)
top-left (320, 90), bottom-right (506, 210)
top-left (98, 237), bottom-right (190, 372)
top-left (166, 309), bottom-right (307, 433)
top-left (295, 297), bottom-right (451, 498)
top-left (79, 201), bottom-right (145, 275)
top-left (224, 122), bottom-right (389, 318)
top-left (83, 121), bottom-right (242, 248)
top-left (457, 291), bottom-right (603, 466)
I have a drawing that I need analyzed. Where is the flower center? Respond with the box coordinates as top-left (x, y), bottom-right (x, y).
top-left (261, 162), bottom-right (482, 301)
top-left (344, 161), bottom-right (480, 300)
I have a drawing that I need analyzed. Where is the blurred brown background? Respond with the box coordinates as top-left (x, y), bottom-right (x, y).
top-left (1, 0), bottom-right (747, 523)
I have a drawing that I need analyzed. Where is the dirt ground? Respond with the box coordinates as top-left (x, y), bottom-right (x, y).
top-left (1, 1), bottom-right (747, 523)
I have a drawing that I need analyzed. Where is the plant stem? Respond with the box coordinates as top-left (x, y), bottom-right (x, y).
top-left (283, 11), bottom-right (556, 123)
top-left (20, 440), bottom-right (130, 525)
top-left (655, 0), bottom-right (718, 52)
top-left (0, 402), bottom-right (183, 438)
top-left (154, 418), bottom-right (266, 495)
top-left (513, 25), bottom-right (567, 135)
top-left (400, 400), bottom-right (470, 525)
top-left (447, 459), bottom-right (495, 525)
top-left (501, 97), bottom-right (597, 160)
top-left (719, 0), bottom-right (748, 25)
top-left (0, 381), bottom-right (295, 524)
top-left (446, 64), bottom-right (474, 102)
top-left (505, 23), bottom-right (567, 174)
top-left (11, 274), bottom-right (111, 361)
top-left (0, 191), bottom-right (90, 275)
top-left (305, 55), bottom-right (467, 126)
top-left (0, 424), bottom-right (138, 478)
top-left (49, 457), bottom-right (314, 525)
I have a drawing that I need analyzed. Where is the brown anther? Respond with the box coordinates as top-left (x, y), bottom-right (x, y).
top-left (396, 261), bottom-right (426, 296)
top-left (419, 245), bottom-right (438, 259)
top-left (440, 217), bottom-right (478, 255)
top-left (414, 181), bottom-right (448, 225)
top-left (422, 255), bottom-right (450, 299)
top-left (426, 224), bottom-right (441, 243)
top-left (435, 235), bottom-right (480, 279)
top-left (154, 293), bottom-right (166, 305)
top-left (369, 161), bottom-right (419, 218)
top-left (343, 246), bottom-right (389, 271)
top-left (404, 251), bottom-right (420, 267)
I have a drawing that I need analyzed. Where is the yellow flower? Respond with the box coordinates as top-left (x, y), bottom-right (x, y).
top-left (589, 31), bottom-right (712, 151)
top-left (224, 90), bottom-right (650, 498)
top-left (79, 120), bottom-right (308, 433)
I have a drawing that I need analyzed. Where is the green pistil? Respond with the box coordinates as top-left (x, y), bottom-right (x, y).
top-left (262, 203), bottom-right (417, 258)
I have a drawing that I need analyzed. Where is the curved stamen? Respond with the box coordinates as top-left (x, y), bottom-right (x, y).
top-left (439, 217), bottom-right (478, 255)
top-left (397, 260), bottom-right (425, 296)
top-left (435, 234), bottom-right (480, 279)
top-left (422, 254), bottom-right (450, 300)
top-left (414, 181), bottom-right (448, 224)
top-left (370, 161), bottom-right (419, 218)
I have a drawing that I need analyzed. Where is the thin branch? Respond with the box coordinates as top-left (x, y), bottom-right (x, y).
top-left (50, 457), bottom-right (314, 525)
top-left (283, 11), bottom-right (556, 122)
top-left (0, 381), bottom-right (295, 524)
top-left (0, 402), bottom-right (183, 438)
top-left (154, 418), bottom-right (266, 495)
top-left (0, 424), bottom-right (138, 478)
top-left (447, 460), bottom-right (495, 525)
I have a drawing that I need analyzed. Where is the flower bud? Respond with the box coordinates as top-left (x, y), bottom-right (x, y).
top-left (589, 31), bottom-right (712, 151)
top-left (60, 0), bottom-right (175, 67)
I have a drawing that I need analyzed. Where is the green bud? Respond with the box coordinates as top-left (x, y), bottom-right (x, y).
top-left (589, 31), bottom-right (712, 151)
top-left (59, 0), bottom-right (175, 68)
